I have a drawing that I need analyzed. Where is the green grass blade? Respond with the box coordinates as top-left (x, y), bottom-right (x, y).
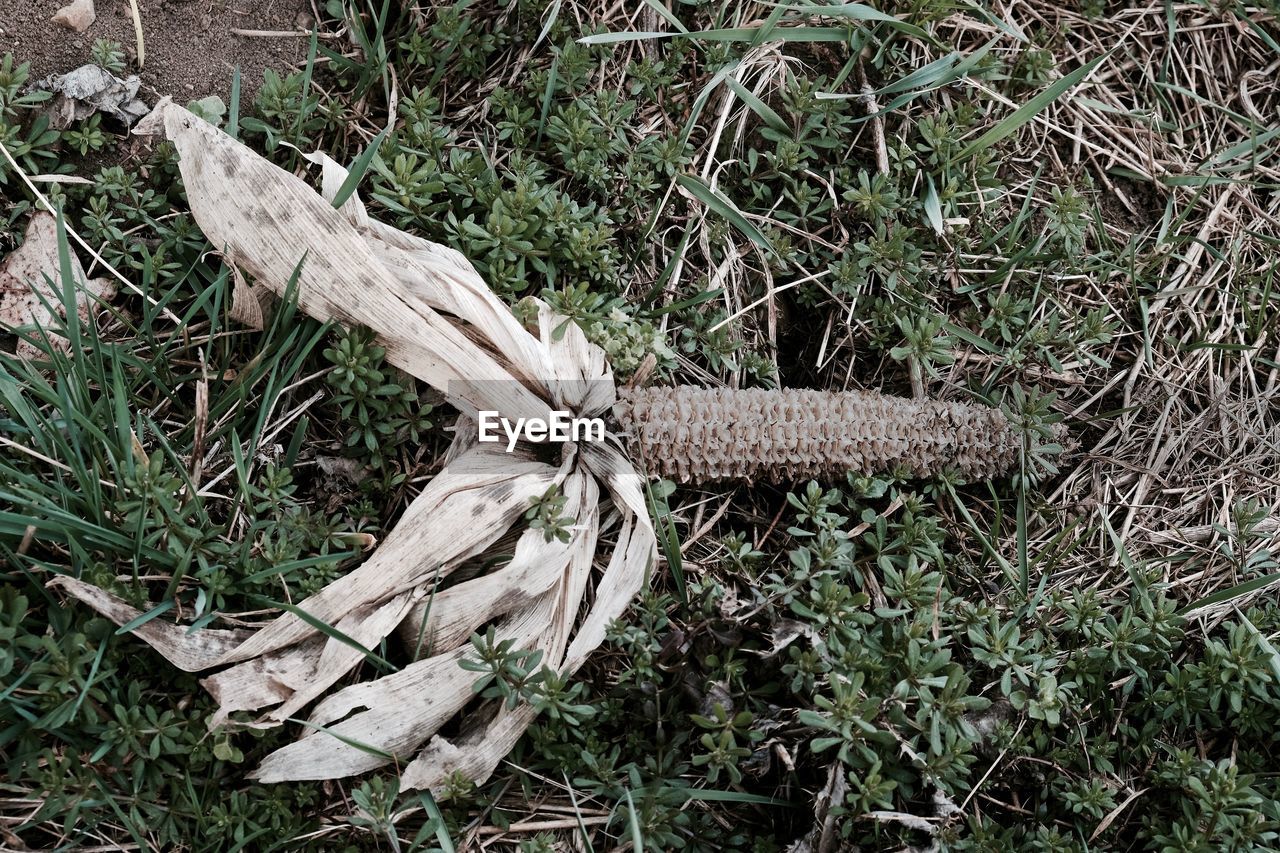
top-left (644, 478), bottom-right (686, 604)
top-left (532, 0), bottom-right (562, 51)
top-left (286, 717), bottom-right (396, 760)
top-left (257, 596), bottom-right (399, 672)
top-left (330, 126), bottom-right (390, 209)
top-left (725, 77), bottom-right (789, 134)
top-left (681, 788), bottom-right (797, 806)
top-left (876, 51), bottom-right (961, 96)
top-left (1236, 611), bottom-right (1280, 684)
top-left (623, 790), bottom-right (644, 850)
top-left (922, 174), bottom-right (943, 234)
top-left (676, 173), bottom-right (775, 253)
top-left (228, 65), bottom-right (242, 140)
top-left (114, 599), bottom-right (175, 635)
top-left (417, 790), bottom-right (457, 853)
top-left (957, 52), bottom-right (1109, 161)
top-left (786, 3), bottom-right (928, 38)
top-left (1179, 571), bottom-right (1280, 615)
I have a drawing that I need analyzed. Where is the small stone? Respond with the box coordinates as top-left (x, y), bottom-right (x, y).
top-left (51, 0), bottom-right (96, 33)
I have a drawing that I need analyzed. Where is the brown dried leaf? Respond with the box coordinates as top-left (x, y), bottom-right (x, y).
top-left (0, 212), bottom-right (114, 358)
top-left (227, 265), bottom-right (267, 331)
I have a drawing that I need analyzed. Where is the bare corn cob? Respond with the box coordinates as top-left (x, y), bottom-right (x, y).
top-left (614, 385), bottom-right (1021, 484)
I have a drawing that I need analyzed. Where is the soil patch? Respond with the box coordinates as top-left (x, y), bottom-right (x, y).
top-left (0, 0), bottom-right (314, 106)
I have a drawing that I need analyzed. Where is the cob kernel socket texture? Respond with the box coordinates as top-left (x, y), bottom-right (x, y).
top-left (614, 385), bottom-right (1022, 484)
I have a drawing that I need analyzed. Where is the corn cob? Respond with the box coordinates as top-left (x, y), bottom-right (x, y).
top-left (614, 385), bottom-right (1021, 484)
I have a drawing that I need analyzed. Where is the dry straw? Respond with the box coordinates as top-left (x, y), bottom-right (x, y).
top-left (50, 104), bottom-right (1028, 792)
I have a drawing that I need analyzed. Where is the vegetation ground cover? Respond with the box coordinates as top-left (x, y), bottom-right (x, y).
top-left (2, 1), bottom-right (1279, 849)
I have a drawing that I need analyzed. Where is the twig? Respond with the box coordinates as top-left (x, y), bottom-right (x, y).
top-left (477, 816), bottom-right (611, 834)
top-left (855, 61), bottom-right (889, 174)
top-left (128, 0), bottom-right (145, 69)
top-left (230, 29), bottom-right (342, 39)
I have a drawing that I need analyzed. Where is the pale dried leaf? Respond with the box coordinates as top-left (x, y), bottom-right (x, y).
top-left (255, 472), bottom-right (597, 782)
top-left (208, 443), bottom-right (563, 668)
top-left (301, 149), bottom-right (370, 227)
top-left (49, 440), bottom-right (563, 734)
top-left (38, 65), bottom-right (148, 128)
top-left (201, 640), bottom-right (322, 729)
top-left (765, 619), bottom-right (818, 656)
top-left (398, 472), bottom-right (598, 656)
top-left (160, 104), bottom-right (548, 423)
top-left (565, 513), bottom-right (652, 670)
top-left (131, 95), bottom-right (172, 136)
top-left (228, 265), bottom-right (266, 331)
top-left (0, 212), bottom-right (114, 358)
top-left (263, 589), bottom-right (420, 723)
top-left (249, 647), bottom-right (476, 782)
top-left (29, 174), bottom-right (94, 185)
top-left (47, 576), bottom-right (252, 672)
top-left (305, 151), bottom-right (558, 400)
top-left (400, 700), bottom-right (538, 793)
top-left (401, 475), bottom-right (602, 791)
top-left (315, 455), bottom-right (367, 484)
top-left (264, 581), bottom-right (563, 781)
top-left (865, 810), bottom-right (939, 834)
top-left (536, 299), bottom-right (615, 416)
top-left (52, 106), bottom-right (661, 793)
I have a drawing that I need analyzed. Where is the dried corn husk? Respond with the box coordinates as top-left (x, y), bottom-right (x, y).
top-left (49, 103), bottom-right (1032, 793)
top-left (52, 103), bottom-right (656, 791)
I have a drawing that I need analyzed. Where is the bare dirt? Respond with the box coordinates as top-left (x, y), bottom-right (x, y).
top-left (0, 0), bottom-right (314, 106)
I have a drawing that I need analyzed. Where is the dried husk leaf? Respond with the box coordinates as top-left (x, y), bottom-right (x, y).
top-left (159, 105), bottom-right (548, 424)
top-left (0, 211), bottom-right (115, 359)
top-left (51, 104), bottom-right (656, 793)
top-left (227, 265), bottom-right (267, 331)
top-left (46, 576), bottom-right (251, 671)
top-left (206, 444), bottom-right (563, 670)
top-left (397, 473), bottom-right (599, 656)
top-left (251, 470), bottom-right (600, 782)
top-left (201, 640), bottom-right (322, 729)
top-left (305, 151), bottom-right (560, 400)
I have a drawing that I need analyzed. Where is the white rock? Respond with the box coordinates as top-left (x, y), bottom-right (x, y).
top-left (51, 0), bottom-right (96, 33)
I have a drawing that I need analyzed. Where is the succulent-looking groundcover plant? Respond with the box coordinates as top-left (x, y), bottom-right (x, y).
top-left (51, 104), bottom-right (1045, 792)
